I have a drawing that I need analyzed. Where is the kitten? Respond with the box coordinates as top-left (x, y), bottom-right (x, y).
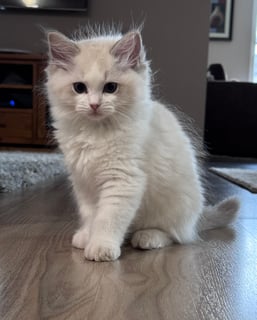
top-left (45, 28), bottom-right (239, 261)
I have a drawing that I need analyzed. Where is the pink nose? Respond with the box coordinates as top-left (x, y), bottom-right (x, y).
top-left (90, 104), bottom-right (100, 111)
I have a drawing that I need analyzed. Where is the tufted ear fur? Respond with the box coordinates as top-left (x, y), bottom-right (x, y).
top-left (110, 31), bottom-right (144, 69)
top-left (47, 32), bottom-right (80, 69)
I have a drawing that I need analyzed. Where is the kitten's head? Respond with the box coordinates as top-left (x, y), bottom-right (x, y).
top-left (46, 29), bottom-right (151, 125)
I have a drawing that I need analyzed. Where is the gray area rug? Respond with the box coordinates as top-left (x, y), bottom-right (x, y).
top-left (209, 167), bottom-right (257, 193)
top-left (0, 151), bottom-right (66, 192)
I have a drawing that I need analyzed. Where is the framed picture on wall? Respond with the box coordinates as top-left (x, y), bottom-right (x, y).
top-left (209, 0), bottom-right (234, 40)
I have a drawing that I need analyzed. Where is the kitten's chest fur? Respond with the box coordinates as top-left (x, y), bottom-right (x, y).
top-left (58, 124), bottom-right (145, 191)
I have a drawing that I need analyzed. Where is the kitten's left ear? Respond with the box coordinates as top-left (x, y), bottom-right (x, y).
top-left (110, 31), bottom-right (145, 69)
top-left (47, 31), bottom-right (80, 69)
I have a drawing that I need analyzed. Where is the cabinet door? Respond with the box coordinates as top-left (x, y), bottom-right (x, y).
top-left (0, 110), bottom-right (33, 143)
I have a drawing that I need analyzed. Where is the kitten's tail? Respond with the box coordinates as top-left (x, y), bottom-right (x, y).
top-left (198, 196), bottom-right (240, 232)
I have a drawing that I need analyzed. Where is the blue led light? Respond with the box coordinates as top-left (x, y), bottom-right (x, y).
top-left (9, 100), bottom-right (15, 107)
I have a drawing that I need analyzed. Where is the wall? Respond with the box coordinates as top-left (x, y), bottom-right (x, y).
top-left (0, 0), bottom-right (210, 131)
top-left (208, 0), bottom-right (254, 81)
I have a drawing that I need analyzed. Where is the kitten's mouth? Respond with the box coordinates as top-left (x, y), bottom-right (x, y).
top-left (87, 110), bottom-right (106, 120)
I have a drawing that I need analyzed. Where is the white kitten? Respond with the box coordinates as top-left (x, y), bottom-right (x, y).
top-left (45, 28), bottom-right (239, 261)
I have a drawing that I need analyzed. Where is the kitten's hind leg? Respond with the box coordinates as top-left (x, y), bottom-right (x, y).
top-left (131, 229), bottom-right (173, 250)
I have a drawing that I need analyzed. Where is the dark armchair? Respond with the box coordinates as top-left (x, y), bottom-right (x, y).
top-left (204, 80), bottom-right (257, 158)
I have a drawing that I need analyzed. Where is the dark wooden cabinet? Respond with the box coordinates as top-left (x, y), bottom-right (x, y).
top-left (0, 53), bottom-right (52, 146)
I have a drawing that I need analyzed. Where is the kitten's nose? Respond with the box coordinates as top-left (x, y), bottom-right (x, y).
top-left (90, 104), bottom-right (100, 111)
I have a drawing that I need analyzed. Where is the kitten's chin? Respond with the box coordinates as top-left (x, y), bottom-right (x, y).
top-left (75, 108), bottom-right (114, 122)
top-left (84, 111), bottom-right (110, 122)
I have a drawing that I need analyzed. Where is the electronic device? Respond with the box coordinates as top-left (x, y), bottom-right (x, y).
top-left (0, 89), bottom-right (32, 109)
top-left (0, 0), bottom-right (88, 12)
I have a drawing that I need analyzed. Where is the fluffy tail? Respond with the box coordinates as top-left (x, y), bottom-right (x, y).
top-left (198, 196), bottom-right (240, 232)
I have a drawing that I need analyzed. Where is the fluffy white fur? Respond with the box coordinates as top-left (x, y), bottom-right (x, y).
top-left (45, 28), bottom-right (239, 261)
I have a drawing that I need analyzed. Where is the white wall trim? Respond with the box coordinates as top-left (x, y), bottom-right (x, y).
top-left (249, 0), bottom-right (257, 81)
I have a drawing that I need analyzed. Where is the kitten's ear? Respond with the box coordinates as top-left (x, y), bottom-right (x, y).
top-left (47, 32), bottom-right (80, 69)
top-left (110, 31), bottom-right (144, 69)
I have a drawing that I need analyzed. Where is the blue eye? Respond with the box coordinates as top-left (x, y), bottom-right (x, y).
top-left (73, 82), bottom-right (87, 94)
top-left (103, 82), bottom-right (118, 93)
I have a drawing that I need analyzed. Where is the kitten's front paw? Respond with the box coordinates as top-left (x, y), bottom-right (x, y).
top-left (72, 229), bottom-right (89, 249)
top-left (84, 240), bottom-right (121, 261)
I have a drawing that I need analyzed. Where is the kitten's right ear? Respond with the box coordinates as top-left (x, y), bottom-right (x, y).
top-left (47, 32), bottom-right (80, 69)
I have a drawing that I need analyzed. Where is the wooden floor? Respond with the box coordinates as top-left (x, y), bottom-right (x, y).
top-left (0, 158), bottom-right (257, 320)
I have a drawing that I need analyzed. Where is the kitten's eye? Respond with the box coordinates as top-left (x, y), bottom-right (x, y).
top-left (73, 82), bottom-right (87, 94)
top-left (103, 82), bottom-right (118, 94)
